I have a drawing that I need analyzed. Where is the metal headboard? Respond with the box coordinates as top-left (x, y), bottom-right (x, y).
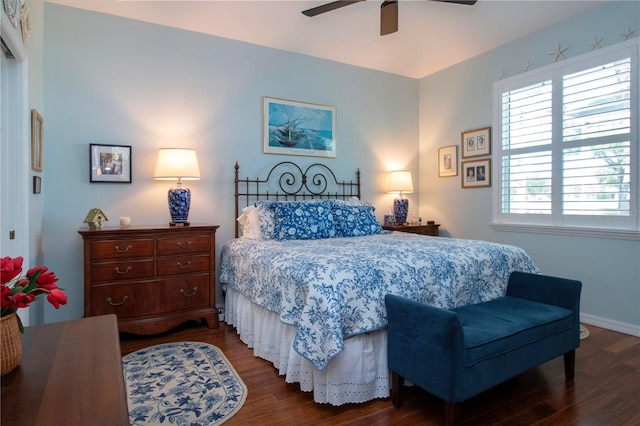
top-left (234, 161), bottom-right (361, 237)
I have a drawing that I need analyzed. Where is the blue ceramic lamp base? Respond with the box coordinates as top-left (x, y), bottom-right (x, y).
top-left (394, 198), bottom-right (409, 225)
top-left (168, 184), bottom-right (191, 226)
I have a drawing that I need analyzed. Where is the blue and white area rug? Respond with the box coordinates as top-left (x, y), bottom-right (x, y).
top-left (580, 324), bottom-right (590, 340)
top-left (123, 342), bottom-right (247, 425)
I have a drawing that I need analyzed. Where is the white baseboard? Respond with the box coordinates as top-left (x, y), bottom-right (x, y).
top-left (580, 312), bottom-right (640, 337)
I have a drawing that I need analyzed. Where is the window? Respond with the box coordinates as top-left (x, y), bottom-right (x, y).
top-left (493, 40), bottom-right (639, 237)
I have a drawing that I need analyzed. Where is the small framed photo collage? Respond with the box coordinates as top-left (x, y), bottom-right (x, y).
top-left (460, 127), bottom-right (491, 188)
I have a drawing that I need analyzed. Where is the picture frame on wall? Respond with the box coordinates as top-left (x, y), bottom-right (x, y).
top-left (263, 96), bottom-right (337, 158)
top-left (31, 109), bottom-right (43, 172)
top-left (461, 127), bottom-right (491, 158)
top-left (438, 145), bottom-right (458, 177)
top-left (462, 158), bottom-right (491, 188)
top-left (89, 143), bottom-right (132, 183)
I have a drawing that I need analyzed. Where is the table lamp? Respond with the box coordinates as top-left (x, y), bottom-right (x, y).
top-left (388, 170), bottom-right (413, 225)
top-left (153, 148), bottom-right (201, 226)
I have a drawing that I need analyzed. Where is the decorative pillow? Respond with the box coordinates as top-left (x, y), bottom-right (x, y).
top-left (331, 196), bottom-right (368, 207)
top-left (332, 203), bottom-right (383, 237)
top-left (255, 201), bottom-right (278, 240)
top-left (273, 201), bottom-right (336, 240)
top-left (255, 199), bottom-right (329, 240)
top-left (236, 206), bottom-right (261, 239)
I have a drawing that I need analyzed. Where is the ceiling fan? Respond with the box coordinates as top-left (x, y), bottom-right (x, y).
top-left (302, 0), bottom-right (478, 36)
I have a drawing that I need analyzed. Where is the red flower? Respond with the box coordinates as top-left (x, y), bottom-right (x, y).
top-left (13, 293), bottom-right (35, 308)
top-left (1, 256), bottom-right (23, 284)
top-left (27, 265), bottom-right (48, 278)
top-left (1, 285), bottom-right (14, 308)
top-left (1, 256), bottom-right (67, 329)
top-left (35, 271), bottom-right (59, 290)
top-left (15, 277), bottom-right (29, 287)
top-left (47, 289), bottom-right (68, 309)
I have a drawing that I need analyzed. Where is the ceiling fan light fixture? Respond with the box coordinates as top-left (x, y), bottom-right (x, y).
top-left (303, 0), bottom-right (475, 37)
top-left (380, 0), bottom-right (398, 36)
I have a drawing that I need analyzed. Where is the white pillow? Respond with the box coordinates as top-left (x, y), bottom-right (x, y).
top-left (236, 206), bottom-right (261, 239)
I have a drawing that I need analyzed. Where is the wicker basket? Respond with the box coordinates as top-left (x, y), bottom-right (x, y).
top-left (1, 312), bottom-right (22, 376)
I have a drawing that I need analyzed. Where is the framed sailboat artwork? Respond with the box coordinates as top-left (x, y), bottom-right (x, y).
top-left (263, 97), bottom-right (337, 158)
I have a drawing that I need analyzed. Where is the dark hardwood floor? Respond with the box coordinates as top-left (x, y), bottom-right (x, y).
top-left (119, 321), bottom-right (640, 425)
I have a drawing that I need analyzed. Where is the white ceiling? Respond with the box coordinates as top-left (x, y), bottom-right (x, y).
top-left (48, 0), bottom-right (608, 78)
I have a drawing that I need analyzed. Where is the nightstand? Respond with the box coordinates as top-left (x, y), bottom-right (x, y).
top-left (382, 223), bottom-right (440, 236)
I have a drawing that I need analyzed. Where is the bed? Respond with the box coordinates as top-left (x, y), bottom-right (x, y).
top-left (220, 161), bottom-right (539, 405)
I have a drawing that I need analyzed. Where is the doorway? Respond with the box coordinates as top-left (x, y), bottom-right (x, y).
top-left (1, 28), bottom-right (30, 325)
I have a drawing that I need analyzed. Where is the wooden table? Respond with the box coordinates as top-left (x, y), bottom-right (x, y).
top-left (0, 314), bottom-right (129, 425)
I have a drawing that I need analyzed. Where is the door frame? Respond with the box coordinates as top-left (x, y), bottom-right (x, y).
top-left (2, 11), bottom-right (31, 325)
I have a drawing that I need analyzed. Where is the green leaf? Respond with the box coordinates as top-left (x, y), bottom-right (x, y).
top-left (16, 314), bottom-right (24, 333)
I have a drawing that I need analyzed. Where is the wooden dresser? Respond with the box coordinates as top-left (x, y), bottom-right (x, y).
top-left (382, 223), bottom-right (440, 236)
top-left (78, 224), bottom-right (219, 334)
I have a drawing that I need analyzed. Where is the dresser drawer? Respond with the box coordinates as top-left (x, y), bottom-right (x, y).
top-left (90, 281), bottom-right (162, 318)
top-left (91, 259), bottom-right (154, 283)
top-left (157, 254), bottom-right (210, 276)
top-left (164, 274), bottom-right (211, 312)
top-left (157, 235), bottom-right (211, 256)
top-left (91, 239), bottom-right (154, 260)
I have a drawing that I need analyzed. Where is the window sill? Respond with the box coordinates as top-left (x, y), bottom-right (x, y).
top-left (490, 223), bottom-right (640, 241)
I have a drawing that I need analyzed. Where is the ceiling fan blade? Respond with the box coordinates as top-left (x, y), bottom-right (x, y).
top-left (302, 0), bottom-right (365, 17)
top-left (429, 0), bottom-right (478, 5)
top-left (380, 0), bottom-right (398, 36)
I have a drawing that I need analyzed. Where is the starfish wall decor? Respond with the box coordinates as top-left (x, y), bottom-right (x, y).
top-left (589, 37), bottom-right (603, 51)
top-left (497, 24), bottom-right (637, 83)
top-left (524, 60), bottom-right (534, 72)
top-left (621, 26), bottom-right (637, 41)
top-left (549, 43), bottom-right (569, 62)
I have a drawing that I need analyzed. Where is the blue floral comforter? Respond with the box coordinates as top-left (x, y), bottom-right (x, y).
top-left (219, 233), bottom-right (539, 370)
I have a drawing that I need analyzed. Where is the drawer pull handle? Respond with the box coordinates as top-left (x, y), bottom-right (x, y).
top-left (115, 266), bottom-right (132, 274)
top-left (107, 296), bottom-right (128, 306)
top-left (177, 241), bottom-right (191, 249)
top-left (177, 261), bottom-right (191, 269)
top-left (115, 245), bottom-right (132, 253)
top-left (180, 287), bottom-right (198, 297)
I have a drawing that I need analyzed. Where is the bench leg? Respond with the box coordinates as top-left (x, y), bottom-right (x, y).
top-left (391, 371), bottom-right (405, 408)
top-left (445, 402), bottom-right (461, 426)
top-left (564, 350), bottom-right (575, 380)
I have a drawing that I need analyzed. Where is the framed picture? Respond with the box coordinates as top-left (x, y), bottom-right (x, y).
top-left (438, 145), bottom-right (458, 177)
top-left (31, 109), bottom-right (43, 172)
top-left (461, 127), bottom-right (491, 158)
top-left (263, 96), bottom-right (337, 158)
top-left (90, 144), bottom-right (132, 183)
top-left (462, 158), bottom-right (491, 188)
top-left (33, 176), bottom-right (41, 194)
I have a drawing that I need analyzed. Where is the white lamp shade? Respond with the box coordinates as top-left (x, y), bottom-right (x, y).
top-left (388, 170), bottom-right (414, 194)
top-left (153, 148), bottom-right (201, 181)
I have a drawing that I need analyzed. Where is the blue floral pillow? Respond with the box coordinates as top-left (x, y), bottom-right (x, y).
top-left (273, 201), bottom-right (336, 240)
top-left (332, 203), bottom-right (383, 237)
top-left (255, 200), bottom-right (278, 240)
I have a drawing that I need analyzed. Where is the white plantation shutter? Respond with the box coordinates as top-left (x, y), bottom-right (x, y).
top-left (500, 80), bottom-right (553, 215)
top-left (494, 40), bottom-right (638, 233)
top-left (562, 59), bottom-right (631, 216)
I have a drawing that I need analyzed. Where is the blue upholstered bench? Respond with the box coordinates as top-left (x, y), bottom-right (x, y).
top-left (385, 271), bottom-right (582, 426)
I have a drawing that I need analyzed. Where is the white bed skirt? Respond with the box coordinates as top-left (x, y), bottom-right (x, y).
top-left (224, 287), bottom-right (391, 405)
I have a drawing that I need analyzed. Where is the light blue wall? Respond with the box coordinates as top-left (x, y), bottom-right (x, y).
top-left (40, 2), bottom-right (639, 334)
top-left (26, 0), bottom-right (46, 326)
top-left (419, 1), bottom-right (640, 333)
top-left (42, 4), bottom-right (419, 323)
